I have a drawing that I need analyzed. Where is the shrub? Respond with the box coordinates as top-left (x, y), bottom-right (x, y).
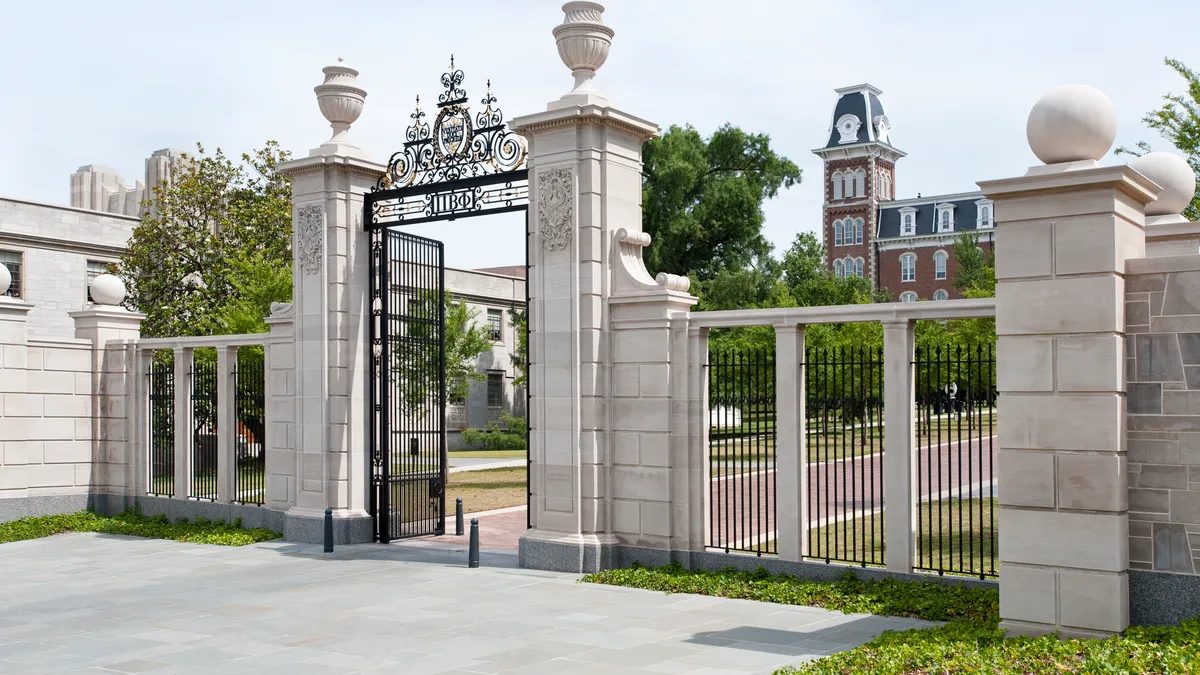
top-left (461, 413), bottom-right (527, 450)
top-left (0, 507), bottom-right (281, 547)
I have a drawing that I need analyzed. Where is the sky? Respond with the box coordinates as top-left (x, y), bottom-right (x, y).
top-left (0, 0), bottom-right (1197, 270)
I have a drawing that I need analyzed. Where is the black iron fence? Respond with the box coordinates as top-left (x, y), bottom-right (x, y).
top-left (914, 344), bottom-right (998, 579)
top-left (235, 350), bottom-right (266, 505)
top-left (804, 346), bottom-right (885, 567)
top-left (147, 353), bottom-right (174, 497)
top-left (706, 348), bottom-right (776, 556)
top-left (191, 354), bottom-right (218, 501)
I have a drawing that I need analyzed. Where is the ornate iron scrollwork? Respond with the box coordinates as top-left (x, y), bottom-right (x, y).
top-left (378, 56), bottom-right (527, 191)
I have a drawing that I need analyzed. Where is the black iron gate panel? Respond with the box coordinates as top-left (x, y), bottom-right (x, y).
top-left (370, 228), bottom-right (447, 543)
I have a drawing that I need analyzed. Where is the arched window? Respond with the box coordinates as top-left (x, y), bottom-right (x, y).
top-left (833, 259), bottom-right (843, 278)
top-left (843, 174), bottom-right (854, 199)
top-left (854, 218), bottom-right (863, 244)
top-left (832, 172), bottom-right (843, 200)
top-left (854, 257), bottom-right (864, 278)
top-left (833, 219), bottom-right (843, 246)
top-left (901, 212), bottom-right (915, 236)
top-left (901, 253), bottom-right (916, 283)
top-left (933, 289), bottom-right (949, 301)
top-left (934, 250), bottom-right (948, 280)
top-left (900, 291), bottom-right (917, 303)
top-left (981, 205), bottom-right (991, 222)
top-left (854, 170), bottom-right (866, 197)
top-left (883, 173), bottom-right (892, 199)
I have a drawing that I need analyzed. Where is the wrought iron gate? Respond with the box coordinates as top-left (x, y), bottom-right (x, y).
top-left (370, 229), bottom-right (447, 542)
top-left (364, 57), bottom-right (529, 543)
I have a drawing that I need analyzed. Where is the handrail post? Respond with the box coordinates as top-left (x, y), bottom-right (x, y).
top-left (775, 323), bottom-right (807, 562)
top-left (216, 346), bottom-right (236, 503)
top-left (173, 347), bottom-right (192, 500)
top-left (883, 319), bottom-right (916, 573)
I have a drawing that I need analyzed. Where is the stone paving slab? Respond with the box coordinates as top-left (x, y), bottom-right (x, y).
top-left (0, 533), bottom-right (933, 674)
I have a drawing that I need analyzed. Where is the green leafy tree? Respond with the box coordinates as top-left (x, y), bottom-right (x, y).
top-left (508, 306), bottom-right (528, 390)
top-left (642, 124), bottom-right (801, 293)
top-left (780, 232), bottom-right (891, 307)
top-left (1116, 58), bottom-right (1200, 220)
top-left (445, 298), bottom-right (493, 405)
top-left (117, 142), bottom-right (293, 338)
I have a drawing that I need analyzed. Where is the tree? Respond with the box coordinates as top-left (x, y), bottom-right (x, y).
top-left (390, 293), bottom-right (492, 423)
top-left (780, 232), bottom-right (890, 307)
top-left (117, 142), bottom-right (292, 338)
top-left (642, 123), bottom-right (801, 289)
top-left (1116, 58), bottom-right (1200, 220)
top-left (445, 298), bottom-right (493, 405)
top-left (952, 232), bottom-right (995, 295)
top-left (508, 306), bottom-right (528, 390)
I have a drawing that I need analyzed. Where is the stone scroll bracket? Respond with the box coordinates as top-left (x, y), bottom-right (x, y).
top-left (612, 228), bottom-right (692, 296)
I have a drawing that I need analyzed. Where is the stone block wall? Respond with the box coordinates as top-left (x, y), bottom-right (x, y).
top-left (1125, 256), bottom-right (1200, 576)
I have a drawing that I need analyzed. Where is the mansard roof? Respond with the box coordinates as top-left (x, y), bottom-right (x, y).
top-left (817, 84), bottom-right (901, 152)
top-left (877, 192), bottom-right (991, 239)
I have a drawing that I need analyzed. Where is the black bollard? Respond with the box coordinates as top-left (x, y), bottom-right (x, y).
top-left (323, 508), bottom-right (334, 553)
top-left (455, 498), bottom-right (464, 536)
top-left (468, 518), bottom-right (480, 568)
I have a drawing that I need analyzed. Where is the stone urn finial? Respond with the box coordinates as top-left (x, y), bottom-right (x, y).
top-left (553, 2), bottom-right (614, 99)
top-left (1026, 84), bottom-right (1117, 167)
top-left (89, 274), bottom-right (127, 307)
top-left (1130, 151), bottom-right (1197, 225)
top-left (314, 57), bottom-right (367, 147)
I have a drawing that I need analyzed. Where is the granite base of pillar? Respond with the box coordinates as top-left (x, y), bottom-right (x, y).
top-left (1130, 569), bottom-right (1200, 627)
top-left (518, 531), bottom-right (618, 573)
top-left (0, 493), bottom-right (92, 524)
top-left (283, 508), bottom-right (374, 545)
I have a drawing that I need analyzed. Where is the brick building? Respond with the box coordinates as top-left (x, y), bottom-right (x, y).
top-left (814, 84), bottom-right (994, 301)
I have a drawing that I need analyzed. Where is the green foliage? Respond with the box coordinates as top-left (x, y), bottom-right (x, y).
top-left (508, 305), bottom-right (528, 390)
top-left (582, 563), bottom-right (997, 624)
top-left (390, 292), bottom-right (492, 421)
top-left (1116, 58), bottom-right (1200, 221)
top-left (0, 506), bottom-right (280, 546)
top-left (781, 232), bottom-right (890, 308)
top-left (461, 413), bottom-right (528, 450)
top-left (117, 142), bottom-right (293, 338)
top-left (642, 123), bottom-right (801, 310)
top-left (776, 618), bottom-right (1200, 675)
top-left (445, 298), bottom-right (493, 405)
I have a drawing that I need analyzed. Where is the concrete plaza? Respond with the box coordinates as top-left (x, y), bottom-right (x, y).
top-left (0, 534), bottom-right (931, 674)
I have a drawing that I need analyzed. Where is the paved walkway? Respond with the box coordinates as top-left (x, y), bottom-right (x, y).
top-left (0, 534), bottom-right (931, 675)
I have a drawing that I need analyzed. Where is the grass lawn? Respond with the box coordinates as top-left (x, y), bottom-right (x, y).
top-left (807, 498), bottom-right (997, 577)
top-left (449, 449), bottom-right (526, 459)
top-left (150, 467), bottom-right (266, 504)
top-left (0, 507), bottom-right (281, 546)
top-left (446, 466), bottom-right (527, 514)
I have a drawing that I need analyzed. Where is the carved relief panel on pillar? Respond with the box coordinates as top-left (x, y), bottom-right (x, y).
top-left (538, 167), bottom-right (574, 253)
top-left (295, 205), bottom-right (324, 275)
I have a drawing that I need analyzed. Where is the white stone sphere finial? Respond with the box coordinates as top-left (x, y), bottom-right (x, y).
top-left (553, 2), bottom-right (614, 100)
top-left (1130, 151), bottom-right (1197, 222)
top-left (1026, 84), bottom-right (1118, 165)
top-left (0, 263), bottom-right (10, 298)
top-left (89, 274), bottom-right (126, 307)
top-left (314, 57), bottom-right (366, 146)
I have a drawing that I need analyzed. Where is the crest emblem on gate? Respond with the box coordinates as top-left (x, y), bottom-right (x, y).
top-left (433, 106), bottom-right (471, 160)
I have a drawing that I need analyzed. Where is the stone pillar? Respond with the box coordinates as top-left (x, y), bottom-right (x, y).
top-left (979, 85), bottom-right (1159, 637)
top-left (0, 296), bottom-right (34, 521)
top-left (172, 347), bottom-right (191, 500)
top-left (68, 282), bottom-right (144, 510)
top-left (882, 319), bottom-right (916, 573)
top-left (216, 345), bottom-right (236, 503)
top-left (512, 3), bottom-right (696, 571)
top-left (265, 304), bottom-right (296, 512)
top-left (775, 324), bottom-right (807, 561)
top-left (276, 58), bottom-right (379, 544)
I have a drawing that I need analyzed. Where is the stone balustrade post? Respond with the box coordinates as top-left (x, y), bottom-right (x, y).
top-left (173, 347), bottom-right (192, 500)
top-left (0, 298), bottom-right (34, 519)
top-left (775, 323), bottom-right (807, 562)
top-left (883, 319), bottom-right (917, 573)
top-left (980, 85), bottom-right (1159, 637)
top-left (265, 306), bottom-right (296, 511)
top-left (688, 325), bottom-right (710, 553)
top-left (216, 346), bottom-right (236, 503)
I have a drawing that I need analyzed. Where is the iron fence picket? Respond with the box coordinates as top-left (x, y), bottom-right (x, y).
top-left (234, 350), bottom-right (266, 505)
top-left (190, 354), bottom-right (218, 501)
top-left (147, 352), bottom-right (174, 497)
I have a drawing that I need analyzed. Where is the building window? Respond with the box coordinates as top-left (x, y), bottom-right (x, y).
top-left (936, 204), bottom-right (955, 232)
top-left (833, 219), bottom-right (843, 246)
top-left (933, 289), bottom-right (949, 301)
top-left (853, 218), bottom-right (863, 245)
top-left (0, 250), bottom-right (21, 299)
top-left (977, 199), bottom-right (994, 228)
top-left (86, 261), bottom-right (109, 302)
top-left (900, 292), bottom-right (917, 303)
top-left (832, 172), bottom-right (843, 200)
top-left (899, 208), bottom-right (916, 236)
top-left (882, 172), bottom-right (892, 199)
top-left (486, 308), bottom-right (503, 342)
top-left (934, 250), bottom-right (948, 281)
top-left (833, 259), bottom-right (844, 278)
top-left (486, 372), bottom-right (505, 424)
top-left (854, 170), bottom-right (865, 198)
top-left (901, 253), bottom-right (916, 282)
top-left (854, 257), bottom-right (864, 278)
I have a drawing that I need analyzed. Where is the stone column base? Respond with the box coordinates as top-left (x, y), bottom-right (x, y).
top-left (283, 507), bottom-right (374, 545)
top-left (518, 530), bottom-right (618, 573)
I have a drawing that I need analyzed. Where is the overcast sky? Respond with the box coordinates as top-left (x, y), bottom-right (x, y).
top-left (0, 0), bottom-right (1195, 269)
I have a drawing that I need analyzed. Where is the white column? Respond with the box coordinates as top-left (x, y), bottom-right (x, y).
top-left (775, 323), bottom-right (807, 562)
top-left (216, 346), bottom-right (235, 503)
top-left (265, 308), bottom-right (296, 511)
top-left (690, 325), bottom-right (710, 553)
top-left (883, 319), bottom-right (916, 573)
top-left (173, 347), bottom-right (191, 500)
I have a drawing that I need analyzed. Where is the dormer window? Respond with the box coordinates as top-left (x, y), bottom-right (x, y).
top-left (899, 207), bottom-right (917, 236)
top-left (976, 199), bottom-right (994, 229)
top-left (936, 204), bottom-right (955, 232)
top-left (837, 114), bottom-right (862, 144)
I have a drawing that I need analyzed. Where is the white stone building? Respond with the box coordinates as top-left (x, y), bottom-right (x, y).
top-left (68, 148), bottom-right (187, 217)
